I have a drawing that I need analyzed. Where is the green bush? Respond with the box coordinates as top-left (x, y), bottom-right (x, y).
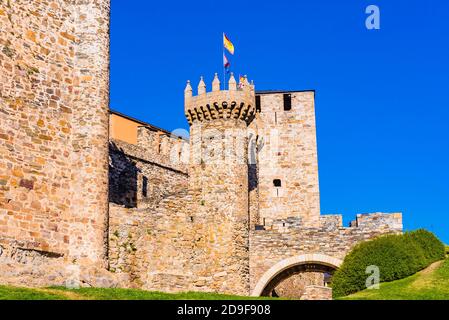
top-left (445, 245), bottom-right (449, 255)
top-left (332, 229), bottom-right (445, 298)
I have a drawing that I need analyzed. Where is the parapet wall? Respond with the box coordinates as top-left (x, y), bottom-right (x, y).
top-left (352, 212), bottom-right (403, 230)
top-left (184, 74), bottom-right (256, 126)
top-left (136, 126), bottom-right (189, 168)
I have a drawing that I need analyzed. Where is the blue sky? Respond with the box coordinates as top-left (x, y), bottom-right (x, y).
top-left (110, 0), bottom-right (449, 243)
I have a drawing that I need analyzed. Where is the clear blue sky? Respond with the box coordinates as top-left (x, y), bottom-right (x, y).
top-left (110, 0), bottom-right (449, 243)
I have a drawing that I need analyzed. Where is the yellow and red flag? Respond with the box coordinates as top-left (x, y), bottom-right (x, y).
top-left (223, 33), bottom-right (234, 55)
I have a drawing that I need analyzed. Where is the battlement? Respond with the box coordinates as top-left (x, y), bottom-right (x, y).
top-left (259, 212), bottom-right (402, 232)
top-left (351, 212), bottom-right (403, 230)
top-left (137, 126), bottom-right (189, 168)
top-left (184, 73), bottom-right (256, 125)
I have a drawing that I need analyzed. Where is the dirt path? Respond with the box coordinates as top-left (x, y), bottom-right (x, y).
top-left (409, 260), bottom-right (443, 290)
top-left (420, 260), bottom-right (442, 275)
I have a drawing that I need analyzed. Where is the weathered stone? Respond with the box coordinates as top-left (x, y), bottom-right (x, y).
top-left (0, 1), bottom-right (405, 300)
top-left (106, 79), bottom-right (403, 298)
top-left (0, 0), bottom-right (114, 286)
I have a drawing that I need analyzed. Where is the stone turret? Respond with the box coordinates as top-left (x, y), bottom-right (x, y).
top-left (185, 73), bottom-right (256, 125)
top-left (184, 74), bottom-right (256, 295)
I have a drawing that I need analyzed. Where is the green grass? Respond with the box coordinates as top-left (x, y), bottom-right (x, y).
top-left (0, 286), bottom-right (274, 300)
top-left (4, 255), bottom-right (449, 300)
top-left (0, 286), bottom-right (69, 300)
top-left (51, 287), bottom-right (275, 300)
top-left (339, 257), bottom-right (449, 300)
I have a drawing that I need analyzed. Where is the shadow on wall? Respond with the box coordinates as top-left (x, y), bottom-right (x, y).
top-left (109, 141), bottom-right (139, 208)
top-left (248, 133), bottom-right (263, 193)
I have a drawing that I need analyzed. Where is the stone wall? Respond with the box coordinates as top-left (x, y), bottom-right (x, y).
top-left (300, 286), bottom-right (332, 300)
top-left (0, 0), bottom-right (110, 272)
top-left (108, 76), bottom-right (258, 295)
top-left (0, 239), bottom-right (126, 288)
top-left (250, 212), bottom-right (402, 294)
top-left (273, 272), bottom-right (325, 298)
top-left (137, 126), bottom-right (189, 167)
top-left (107, 123), bottom-right (193, 290)
top-left (109, 194), bottom-right (247, 294)
top-left (109, 137), bottom-right (188, 208)
top-left (108, 198), bottom-right (194, 290)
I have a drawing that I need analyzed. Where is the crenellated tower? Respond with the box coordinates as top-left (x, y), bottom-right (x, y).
top-left (184, 73), bottom-right (255, 295)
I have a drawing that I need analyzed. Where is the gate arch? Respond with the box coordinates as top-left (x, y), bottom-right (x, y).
top-left (251, 253), bottom-right (343, 296)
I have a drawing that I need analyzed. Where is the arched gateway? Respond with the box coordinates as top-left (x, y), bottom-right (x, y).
top-left (251, 254), bottom-right (343, 297)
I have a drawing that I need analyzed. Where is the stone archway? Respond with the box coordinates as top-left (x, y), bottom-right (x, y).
top-left (251, 254), bottom-right (343, 297)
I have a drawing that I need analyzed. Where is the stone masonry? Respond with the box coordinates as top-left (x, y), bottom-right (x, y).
top-left (0, 1), bottom-right (404, 299)
top-left (0, 0), bottom-right (120, 287)
top-left (249, 90), bottom-right (320, 226)
top-left (105, 74), bottom-right (403, 297)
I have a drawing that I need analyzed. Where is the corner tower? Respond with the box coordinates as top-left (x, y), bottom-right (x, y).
top-left (0, 0), bottom-right (110, 272)
top-left (184, 73), bottom-right (255, 295)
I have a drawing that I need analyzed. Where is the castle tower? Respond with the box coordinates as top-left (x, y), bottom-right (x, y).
top-left (0, 0), bottom-right (111, 274)
top-left (184, 73), bottom-right (256, 295)
top-left (250, 90), bottom-right (321, 227)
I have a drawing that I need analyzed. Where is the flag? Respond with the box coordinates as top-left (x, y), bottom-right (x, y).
top-left (223, 53), bottom-right (230, 72)
top-left (223, 33), bottom-right (234, 55)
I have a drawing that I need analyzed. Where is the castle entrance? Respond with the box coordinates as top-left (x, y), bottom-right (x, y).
top-left (251, 254), bottom-right (342, 298)
top-left (261, 263), bottom-right (335, 298)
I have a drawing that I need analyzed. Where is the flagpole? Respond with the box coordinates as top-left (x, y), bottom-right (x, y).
top-left (222, 32), bottom-right (226, 90)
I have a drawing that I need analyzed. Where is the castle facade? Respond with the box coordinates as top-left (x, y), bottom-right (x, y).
top-left (0, 0), bottom-right (402, 299)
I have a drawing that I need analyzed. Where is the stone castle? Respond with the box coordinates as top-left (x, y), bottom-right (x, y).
top-left (0, 1), bottom-right (403, 299)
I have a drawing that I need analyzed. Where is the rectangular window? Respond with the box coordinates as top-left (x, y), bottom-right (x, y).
top-left (283, 93), bottom-right (292, 111)
top-left (255, 95), bottom-right (261, 112)
top-left (142, 176), bottom-right (148, 197)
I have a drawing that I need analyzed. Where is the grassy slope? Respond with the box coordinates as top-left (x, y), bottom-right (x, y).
top-left (339, 257), bottom-right (449, 300)
top-left (0, 286), bottom-right (273, 300)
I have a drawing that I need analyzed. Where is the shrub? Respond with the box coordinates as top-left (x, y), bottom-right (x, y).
top-left (332, 229), bottom-right (445, 298)
top-left (407, 229), bottom-right (445, 263)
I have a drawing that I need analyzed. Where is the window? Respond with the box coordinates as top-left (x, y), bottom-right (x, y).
top-left (283, 93), bottom-right (292, 111)
top-left (273, 179), bottom-right (282, 187)
top-left (142, 176), bottom-right (148, 197)
top-left (255, 95), bottom-right (261, 112)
